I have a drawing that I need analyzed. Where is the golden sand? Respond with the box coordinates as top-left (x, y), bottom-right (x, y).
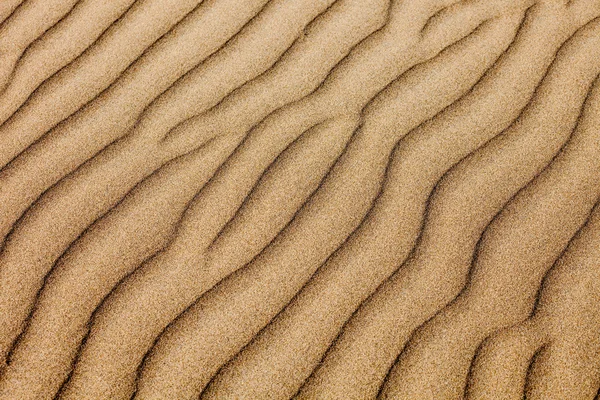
top-left (1, 0), bottom-right (600, 399)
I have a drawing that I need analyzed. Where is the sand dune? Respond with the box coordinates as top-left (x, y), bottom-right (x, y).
top-left (1, 0), bottom-right (600, 399)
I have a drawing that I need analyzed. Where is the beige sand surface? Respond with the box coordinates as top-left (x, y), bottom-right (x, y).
top-left (1, 0), bottom-right (600, 399)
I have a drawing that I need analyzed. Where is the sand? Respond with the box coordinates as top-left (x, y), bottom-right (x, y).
top-left (0, 0), bottom-right (600, 399)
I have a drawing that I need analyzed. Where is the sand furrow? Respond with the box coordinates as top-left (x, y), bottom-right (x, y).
top-left (0, 0), bottom-right (385, 392)
top-left (0, 0), bottom-right (279, 248)
top-left (0, 0), bottom-right (281, 366)
top-left (0, 0), bottom-right (375, 256)
top-left (378, 17), bottom-right (600, 399)
top-left (465, 81), bottom-right (600, 400)
top-left (158, 0), bottom-right (389, 152)
top-left (1, 1), bottom-right (599, 399)
top-left (30, 1), bottom-right (391, 396)
top-left (0, 135), bottom-right (241, 400)
top-left (199, 11), bottom-right (527, 399)
top-left (0, 0), bottom-right (137, 125)
top-left (0, 0), bottom-right (211, 169)
top-left (56, 114), bottom-right (357, 400)
top-left (297, 2), bottom-right (600, 397)
top-left (0, 0), bottom-right (24, 25)
top-left (130, 4), bottom-right (534, 397)
top-left (0, 0), bottom-right (81, 92)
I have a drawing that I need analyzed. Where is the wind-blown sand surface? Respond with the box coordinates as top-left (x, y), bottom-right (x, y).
top-left (1, 0), bottom-right (600, 399)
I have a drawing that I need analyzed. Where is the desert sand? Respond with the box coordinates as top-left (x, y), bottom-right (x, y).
top-left (1, 0), bottom-right (600, 399)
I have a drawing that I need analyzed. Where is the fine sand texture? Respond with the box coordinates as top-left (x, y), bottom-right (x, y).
top-left (1, 0), bottom-right (600, 399)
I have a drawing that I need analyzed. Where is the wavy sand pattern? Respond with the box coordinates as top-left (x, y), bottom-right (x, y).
top-left (1, 0), bottom-right (600, 399)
